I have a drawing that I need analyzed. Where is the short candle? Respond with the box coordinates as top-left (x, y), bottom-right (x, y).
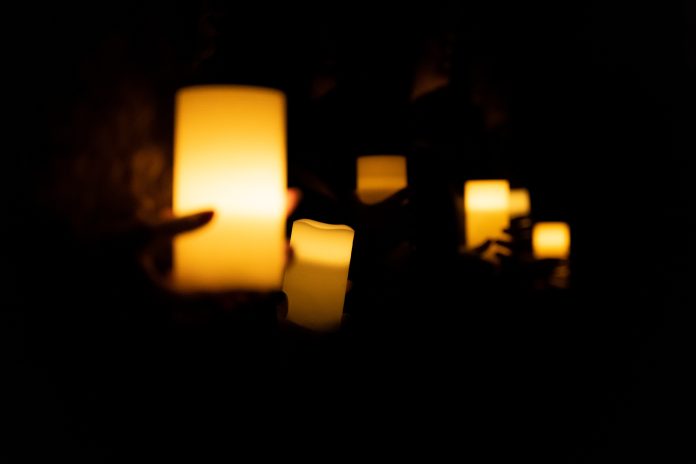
top-left (533, 222), bottom-right (571, 260)
top-left (282, 219), bottom-right (355, 332)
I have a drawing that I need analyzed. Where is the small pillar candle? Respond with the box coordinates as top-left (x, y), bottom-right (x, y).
top-left (356, 155), bottom-right (408, 204)
top-left (464, 180), bottom-right (510, 249)
top-left (282, 219), bottom-right (355, 332)
top-left (533, 222), bottom-right (571, 260)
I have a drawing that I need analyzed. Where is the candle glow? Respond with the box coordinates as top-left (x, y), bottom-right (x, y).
top-left (356, 155), bottom-right (408, 204)
top-left (173, 85), bottom-right (287, 291)
top-left (533, 222), bottom-right (571, 260)
top-left (464, 180), bottom-right (511, 249)
top-left (282, 219), bottom-right (355, 332)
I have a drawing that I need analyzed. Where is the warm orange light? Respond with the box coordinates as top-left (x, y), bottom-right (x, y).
top-left (173, 85), bottom-right (287, 291)
top-left (509, 188), bottom-right (531, 219)
top-left (282, 219), bottom-right (355, 332)
top-left (356, 155), bottom-right (408, 204)
top-left (533, 222), bottom-right (571, 260)
top-left (464, 180), bottom-right (510, 249)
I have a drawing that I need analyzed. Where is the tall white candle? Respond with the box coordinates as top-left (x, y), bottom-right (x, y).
top-left (173, 85), bottom-right (287, 291)
top-left (464, 180), bottom-right (510, 250)
top-left (356, 155), bottom-right (408, 204)
top-left (282, 219), bottom-right (355, 332)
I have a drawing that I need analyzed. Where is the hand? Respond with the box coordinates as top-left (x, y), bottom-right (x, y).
top-left (497, 217), bottom-right (569, 290)
top-left (133, 189), bottom-right (302, 325)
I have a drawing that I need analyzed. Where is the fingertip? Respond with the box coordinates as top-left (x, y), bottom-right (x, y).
top-left (199, 210), bottom-right (215, 222)
top-left (186, 210), bottom-right (215, 227)
top-left (195, 209), bottom-right (215, 219)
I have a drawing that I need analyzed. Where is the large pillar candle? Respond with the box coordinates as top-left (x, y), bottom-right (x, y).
top-left (464, 180), bottom-right (510, 249)
top-left (356, 155), bottom-right (407, 204)
top-left (173, 85), bottom-right (287, 291)
top-left (533, 222), bottom-right (571, 260)
top-left (282, 219), bottom-right (355, 332)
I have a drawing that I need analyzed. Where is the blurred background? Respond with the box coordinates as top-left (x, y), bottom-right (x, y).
top-left (5, 0), bottom-right (694, 461)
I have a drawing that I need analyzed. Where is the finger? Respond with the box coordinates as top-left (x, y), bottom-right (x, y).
top-left (472, 239), bottom-right (493, 254)
top-left (495, 250), bottom-right (513, 260)
top-left (496, 252), bottom-right (512, 262)
top-left (137, 211), bottom-right (214, 289)
top-left (149, 210), bottom-right (215, 239)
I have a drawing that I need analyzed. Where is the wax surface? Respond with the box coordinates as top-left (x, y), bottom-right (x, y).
top-left (173, 85), bottom-right (287, 291)
top-left (283, 219), bottom-right (355, 332)
top-left (356, 155), bottom-right (408, 204)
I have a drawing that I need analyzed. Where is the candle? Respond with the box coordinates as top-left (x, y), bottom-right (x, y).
top-left (356, 155), bottom-right (407, 204)
top-left (509, 188), bottom-right (531, 219)
top-left (533, 222), bottom-right (571, 260)
top-left (173, 85), bottom-right (287, 291)
top-left (464, 180), bottom-right (510, 249)
top-left (282, 219), bottom-right (355, 332)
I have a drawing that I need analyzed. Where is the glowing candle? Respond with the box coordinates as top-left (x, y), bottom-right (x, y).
top-left (356, 155), bottom-right (407, 204)
top-left (464, 180), bottom-right (510, 249)
top-left (173, 85), bottom-right (287, 291)
top-left (282, 219), bottom-right (355, 332)
top-left (533, 222), bottom-right (571, 260)
top-left (509, 188), bottom-right (531, 219)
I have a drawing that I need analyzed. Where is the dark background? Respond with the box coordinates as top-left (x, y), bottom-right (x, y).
top-left (5, 0), bottom-right (694, 461)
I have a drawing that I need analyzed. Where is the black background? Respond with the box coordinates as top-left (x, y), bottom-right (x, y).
top-left (4, 1), bottom-right (694, 461)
